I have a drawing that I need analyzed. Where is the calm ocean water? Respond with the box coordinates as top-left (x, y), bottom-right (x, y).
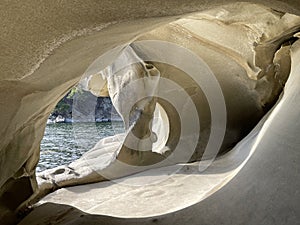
top-left (37, 122), bottom-right (124, 172)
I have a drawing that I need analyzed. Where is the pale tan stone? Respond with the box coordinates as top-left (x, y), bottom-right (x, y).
top-left (1, 1), bottom-right (300, 225)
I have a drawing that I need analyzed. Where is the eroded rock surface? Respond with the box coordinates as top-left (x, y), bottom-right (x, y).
top-left (1, 1), bottom-right (300, 225)
top-left (32, 2), bottom-right (300, 207)
top-left (21, 31), bottom-right (300, 225)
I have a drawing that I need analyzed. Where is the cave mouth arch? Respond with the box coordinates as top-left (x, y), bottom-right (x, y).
top-left (1, 2), bottom-right (299, 225)
top-left (31, 2), bottom-right (300, 220)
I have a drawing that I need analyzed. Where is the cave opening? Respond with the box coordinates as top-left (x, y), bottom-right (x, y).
top-left (2, 1), bottom-right (300, 225)
top-left (37, 87), bottom-right (124, 172)
top-left (31, 1), bottom-right (300, 221)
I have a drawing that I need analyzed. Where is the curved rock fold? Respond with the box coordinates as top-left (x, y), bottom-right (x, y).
top-left (0, 1), bottom-right (300, 225)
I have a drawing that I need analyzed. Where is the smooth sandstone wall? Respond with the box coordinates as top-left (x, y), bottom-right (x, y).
top-left (18, 31), bottom-right (300, 225)
top-left (0, 0), bottom-right (300, 224)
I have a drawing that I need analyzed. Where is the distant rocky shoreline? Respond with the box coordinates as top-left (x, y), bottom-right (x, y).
top-left (48, 89), bottom-right (121, 124)
top-left (47, 116), bottom-right (123, 124)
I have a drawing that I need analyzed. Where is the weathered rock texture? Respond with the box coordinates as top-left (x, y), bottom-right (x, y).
top-left (0, 1), bottom-right (300, 225)
top-left (33, 3), bottom-right (300, 203)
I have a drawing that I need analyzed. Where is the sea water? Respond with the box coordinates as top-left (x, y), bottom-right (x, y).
top-left (37, 122), bottom-right (124, 172)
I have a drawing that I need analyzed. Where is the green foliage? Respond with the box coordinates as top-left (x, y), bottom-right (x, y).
top-left (52, 101), bottom-right (71, 116)
top-left (67, 87), bottom-right (83, 99)
top-left (52, 86), bottom-right (91, 117)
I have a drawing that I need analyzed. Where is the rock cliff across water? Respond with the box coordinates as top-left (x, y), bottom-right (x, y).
top-left (47, 88), bottom-right (120, 123)
top-left (1, 1), bottom-right (300, 225)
